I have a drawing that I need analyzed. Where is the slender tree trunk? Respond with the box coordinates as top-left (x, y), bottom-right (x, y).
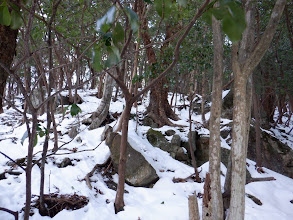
top-left (114, 102), bottom-right (132, 213)
top-left (207, 12), bottom-right (224, 220)
top-left (39, 101), bottom-right (51, 216)
top-left (24, 113), bottom-right (38, 220)
top-left (252, 81), bottom-right (262, 167)
top-left (202, 173), bottom-right (212, 220)
top-left (201, 69), bottom-right (207, 126)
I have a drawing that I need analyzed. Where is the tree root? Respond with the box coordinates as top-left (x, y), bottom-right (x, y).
top-left (85, 156), bottom-right (111, 190)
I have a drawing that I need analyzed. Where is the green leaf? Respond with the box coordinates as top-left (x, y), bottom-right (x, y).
top-left (125, 7), bottom-right (139, 32)
top-left (93, 44), bottom-right (103, 72)
top-left (105, 46), bottom-right (121, 68)
top-left (100, 23), bottom-right (111, 34)
top-left (0, 6), bottom-right (4, 25)
top-left (10, 9), bottom-right (23, 29)
top-left (177, 0), bottom-right (187, 7)
top-left (212, 8), bottom-right (226, 20)
top-left (154, 0), bottom-right (162, 17)
top-left (222, 16), bottom-right (241, 42)
top-left (21, 130), bottom-right (29, 145)
top-left (63, 105), bottom-right (70, 117)
top-left (39, 130), bottom-right (45, 138)
top-left (154, 0), bottom-right (172, 18)
top-left (34, 134), bottom-right (38, 147)
top-left (144, 0), bottom-right (153, 3)
top-left (2, 6), bottom-right (11, 26)
top-left (221, 2), bottom-right (246, 42)
top-left (113, 23), bottom-right (124, 46)
top-left (70, 104), bottom-right (82, 116)
top-left (22, 0), bottom-right (30, 4)
top-left (201, 8), bottom-right (213, 25)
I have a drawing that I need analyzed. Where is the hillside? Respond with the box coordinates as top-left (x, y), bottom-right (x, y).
top-left (0, 90), bottom-right (293, 220)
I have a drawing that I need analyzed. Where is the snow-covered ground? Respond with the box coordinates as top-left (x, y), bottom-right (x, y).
top-left (0, 90), bottom-right (293, 220)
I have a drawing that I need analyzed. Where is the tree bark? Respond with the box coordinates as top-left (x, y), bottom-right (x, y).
top-left (252, 80), bottom-right (262, 167)
top-left (202, 173), bottom-right (211, 220)
top-left (89, 72), bottom-right (114, 130)
top-left (0, 23), bottom-right (18, 113)
top-left (201, 69), bottom-right (207, 126)
top-left (24, 113), bottom-right (38, 220)
top-left (228, 1), bottom-right (286, 219)
top-left (114, 102), bottom-right (131, 213)
top-left (208, 12), bottom-right (224, 220)
top-left (189, 191), bottom-right (200, 220)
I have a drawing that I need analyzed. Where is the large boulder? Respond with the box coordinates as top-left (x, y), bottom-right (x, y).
top-left (248, 126), bottom-right (293, 178)
top-left (106, 132), bottom-right (159, 187)
top-left (196, 123), bottom-right (293, 179)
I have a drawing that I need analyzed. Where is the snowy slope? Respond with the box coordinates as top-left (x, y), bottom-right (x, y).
top-left (0, 90), bottom-right (292, 220)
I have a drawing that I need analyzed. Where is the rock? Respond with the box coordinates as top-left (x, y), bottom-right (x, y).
top-left (146, 128), bottom-right (169, 150)
top-left (142, 116), bottom-right (159, 128)
top-left (146, 129), bottom-right (181, 159)
top-left (195, 136), bottom-right (210, 166)
top-left (165, 130), bottom-right (176, 136)
top-left (59, 157), bottom-right (72, 168)
top-left (175, 147), bottom-right (189, 161)
top-left (101, 125), bottom-right (113, 141)
top-left (247, 125), bottom-right (293, 178)
top-left (221, 148), bottom-right (231, 168)
top-left (171, 135), bottom-right (181, 146)
top-left (222, 90), bottom-right (233, 119)
top-left (76, 136), bottom-right (82, 143)
top-left (220, 125), bottom-right (232, 140)
top-left (68, 126), bottom-right (78, 139)
top-left (106, 132), bottom-right (159, 187)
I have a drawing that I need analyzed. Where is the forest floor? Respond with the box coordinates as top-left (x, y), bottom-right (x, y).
top-left (0, 89), bottom-right (293, 220)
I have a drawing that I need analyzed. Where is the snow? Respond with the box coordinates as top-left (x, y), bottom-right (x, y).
top-left (0, 90), bottom-right (293, 220)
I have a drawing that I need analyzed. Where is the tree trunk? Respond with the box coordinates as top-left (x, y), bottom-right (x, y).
top-left (252, 81), bottom-right (262, 167)
top-left (227, 1), bottom-right (286, 219)
top-left (201, 69), bottom-right (207, 126)
top-left (189, 191), bottom-right (200, 220)
top-left (138, 1), bottom-right (178, 127)
top-left (96, 73), bottom-right (105, 99)
top-left (202, 173), bottom-right (212, 220)
top-left (0, 24), bottom-right (18, 113)
top-left (24, 113), bottom-right (38, 220)
top-left (114, 102), bottom-right (131, 213)
top-left (89, 72), bottom-right (114, 130)
top-left (208, 12), bottom-right (224, 220)
top-left (228, 73), bottom-right (248, 220)
top-left (147, 77), bottom-right (179, 127)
